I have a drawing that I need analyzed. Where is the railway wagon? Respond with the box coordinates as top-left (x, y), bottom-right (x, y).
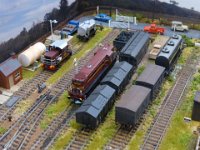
top-left (101, 61), bottom-right (134, 94)
top-left (113, 31), bottom-right (134, 51)
top-left (41, 40), bottom-right (72, 70)
top-left (77, 19), bottom-right (96, 41)
top-left (68, 44), bottom-right (116, 104)
top-left (155, 34), bottom-right (183, 74)
top-left (76, 85), bottom-right (116, 129)
top-left (115, 85), bottom-right (151, 126)
top-left (135, 64), bottom-right (165, 100)
top-left (119, 31), bottom-right (150, 66)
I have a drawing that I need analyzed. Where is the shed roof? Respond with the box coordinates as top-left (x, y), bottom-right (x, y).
top-left (136, 64), bottom-right (165, 85)
top-left (194, 91), bottom-right (200, 103)
top-left (0, 57), bottom-right (22, 77)
top-left (116, 85), bottom-right (151, 112)
top-left (121, 31), bottom-right (149, 57)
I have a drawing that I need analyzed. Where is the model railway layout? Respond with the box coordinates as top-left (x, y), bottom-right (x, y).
top-left (0, 10), bottom-right (198, 150)
top-left (27, 30), bottom-right (120, 150)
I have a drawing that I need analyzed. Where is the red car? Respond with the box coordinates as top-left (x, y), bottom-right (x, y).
top-left (144, 24), bottom-right (165, 35)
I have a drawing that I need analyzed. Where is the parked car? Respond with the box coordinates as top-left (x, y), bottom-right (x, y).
top-left (144, 23), bottom-right (165, 35)
top-left (95, 13), bottom-right (112, 22)
top-left (171, 21), bottom-right (189, 32)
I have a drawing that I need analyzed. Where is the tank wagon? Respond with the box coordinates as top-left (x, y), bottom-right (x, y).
top-left (119, 31), bottom-right (150, 66)
top-left (116, 85), bottom-right (151, 126)
top-left (76, 85), bottom-right (116, 129)
top-left (76, 61), bottom-right (134, 128)
top-left (136, 64), bottom-right (165, 100)
top-left (155, 34), bottom-right (183, 74)
top-left (68, 44), bottom-right (116, 104)
top-left (113, 31), bottom-right (135, 51)
top-left (41, 40), bottom-right (72, 70)
top-left (77, 19), bottom-right (96, 41)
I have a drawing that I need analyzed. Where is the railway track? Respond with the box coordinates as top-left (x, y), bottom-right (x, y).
top-left (105, 126), bottom-right (137, 150)
top-left (10, 29), bottom-right (120, 150)
top-left (140, 60), bottom-right (195, 150)
top-left (0, 92), bottom-right (52, 149)
top-left (65, 128), bottom-right (93, 150)
top-left (0, 29), bottom-right (93, 123)
top-left (0, 70), bottom-right (53, 122)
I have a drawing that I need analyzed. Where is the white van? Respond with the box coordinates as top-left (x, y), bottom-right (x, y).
top-left (171, 21), bottom-right (189, 32)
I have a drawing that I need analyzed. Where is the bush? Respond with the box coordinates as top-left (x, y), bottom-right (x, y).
top-left (182, 35), bottom-right (195, 47)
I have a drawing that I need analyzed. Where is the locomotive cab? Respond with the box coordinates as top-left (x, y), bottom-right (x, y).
top-left (41, 40), bottom-right (72, 70)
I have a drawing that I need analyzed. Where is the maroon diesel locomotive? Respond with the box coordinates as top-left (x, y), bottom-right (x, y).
top-left (68, 44), bottom-right (116, 104)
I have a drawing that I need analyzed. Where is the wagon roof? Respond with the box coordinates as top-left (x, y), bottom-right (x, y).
top-left (136, 64), bottom-right (165, 85)
top-left (0, 57), bottom-right (21, 77)
top-left (116, 85), bottom-right (151, 112)
top-left (74, 44), bottom-right (113, 82)
top-left (121, 31), bottom-right (149, 57)
top-left (101, 61), bottom-right (132, 86)
top-left (77, 85), bottom-right (115, 118)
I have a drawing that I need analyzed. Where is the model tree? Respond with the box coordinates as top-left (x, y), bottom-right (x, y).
top-left (60, 0), bottom-right (69, 18)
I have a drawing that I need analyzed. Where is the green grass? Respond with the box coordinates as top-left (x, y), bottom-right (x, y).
top-left (50, 127), bottom-right (76, 150)
top-left (50, 119), bottom-right (82, 150)
top-left (40, 92), bottom-right (71, 129)
top-left (85, 108), bottom-right (118, 150)
top-left (137, 65), bottom-right (145, 76)
top-left (46, 28), bottom-right (112, 85)
top-left (160, 72), bottom-right (200, 150)
top-left (178, 47), bottom-right (193, 65)
top-left (0, 127), bottom-right (6, 134)
top-left (160, 47), bottom-right (200, 150)
top-left (22, 67), bottom-right (42, 80)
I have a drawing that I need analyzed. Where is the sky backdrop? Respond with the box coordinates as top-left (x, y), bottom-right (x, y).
top-left (0, 0), bottom-right (199, 43)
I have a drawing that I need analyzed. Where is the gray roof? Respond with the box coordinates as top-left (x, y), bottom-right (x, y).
top-left (0, 57), bottom-right (22, 77)
top-left (116, 85), bottom-right (151, 112)
top-left (194, 91), bottom-right (200, 103)
top-left (76, 85), bottom-right (115, 118)
top-left (101, 61), bottom-right (133, 86)
top-left (121, 31), bottom-right (149, 58)
top-left (136, 64), bottom-right (165, 85)
top-left (157, 34), bottom-right (182, 59)
top-left (50, 39), bottom-right (68, 49)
